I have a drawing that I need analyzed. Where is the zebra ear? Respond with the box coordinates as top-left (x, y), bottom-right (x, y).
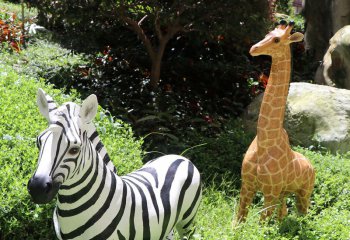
top-left (37, 88), bottom-right (57, 121)
top-left (80, 94), bottom-right (98, 124)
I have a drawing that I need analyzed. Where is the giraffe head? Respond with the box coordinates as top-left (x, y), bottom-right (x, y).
top-left (249, 20), bottom-right (304, 57)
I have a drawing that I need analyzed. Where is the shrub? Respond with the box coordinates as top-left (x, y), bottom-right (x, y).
top-left (25, 0), bottom-right (272, 158)
top-left (0, 64), bottom-right (143, 239)
top-left (184, 119), bottom-right (254, 184)
top-left (0, 37), bottom-right (89, 88)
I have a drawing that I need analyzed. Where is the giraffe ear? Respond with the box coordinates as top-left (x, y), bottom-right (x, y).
top-left (288, 32), bottom-right (304, 43)
top-left (37, 88), bottom-right (57, 122)
top-left (80, 94), bottom-right (98, 124)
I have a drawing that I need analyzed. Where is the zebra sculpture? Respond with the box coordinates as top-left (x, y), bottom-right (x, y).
top-left (27, 89), bottom-right (202, 240)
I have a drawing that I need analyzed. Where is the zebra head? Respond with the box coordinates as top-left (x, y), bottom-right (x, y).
top-left (28, 89), bottom-right (98, 204)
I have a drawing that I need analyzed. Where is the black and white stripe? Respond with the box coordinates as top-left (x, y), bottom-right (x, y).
top-left (28, 89), bottom-right (202, 240)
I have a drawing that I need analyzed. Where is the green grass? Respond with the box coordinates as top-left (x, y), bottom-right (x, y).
top-left (0, 37), bottom-right (88, 85)
top-left (0, 0), bottom-right (37, 19)
top-left (184, 148), bottom-right (350, 240)
top-left (0, 29), bottom-right (349, 240)
top-left (0, 63), bottom-right (143, 239)
top-left (0, 1), bottom-right (349, 239)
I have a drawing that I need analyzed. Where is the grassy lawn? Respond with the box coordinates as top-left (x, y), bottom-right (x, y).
top-left (192, 148), bottom-right (350, 240)
top-left (0, 1), bottom-right (349, 239)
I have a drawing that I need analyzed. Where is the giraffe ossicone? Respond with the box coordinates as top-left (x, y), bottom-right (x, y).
top-left (235, 21), bottom-right (315, 224)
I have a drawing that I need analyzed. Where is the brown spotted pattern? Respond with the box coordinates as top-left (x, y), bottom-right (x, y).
top-left (235, 22), bottom-right (315, 223)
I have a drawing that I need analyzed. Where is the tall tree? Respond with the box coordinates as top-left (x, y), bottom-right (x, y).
top-left (114, 0), bottom-right (270, 90)
top-left (116, 1), bottom-right (187, 89)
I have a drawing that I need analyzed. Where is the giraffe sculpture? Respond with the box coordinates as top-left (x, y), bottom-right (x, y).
top-left (235, 21), bottom-right (315, 223)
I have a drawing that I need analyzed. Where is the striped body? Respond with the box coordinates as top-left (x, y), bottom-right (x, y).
top-left (28, 90), bottom-right (202, 240)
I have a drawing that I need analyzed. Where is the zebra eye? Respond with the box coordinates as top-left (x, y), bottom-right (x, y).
top-left (68, 147), bottom-right (80, 155)
top-left (274, 37), bottom-right (280, 43)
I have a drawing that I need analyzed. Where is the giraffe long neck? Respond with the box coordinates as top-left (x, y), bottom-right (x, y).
top-left (257, 48), bottom-right (291, 148)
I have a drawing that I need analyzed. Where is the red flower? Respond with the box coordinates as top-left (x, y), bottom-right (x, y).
top-left (217, 34), bottom-right (224, 42)
top-left (259, 73), bottom-right (269, 88)
top-left (203, 115), bottom-right (213, 124)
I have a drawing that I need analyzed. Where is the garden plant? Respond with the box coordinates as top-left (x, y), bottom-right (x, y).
top-left (0, 0), bottom-right (349, 239)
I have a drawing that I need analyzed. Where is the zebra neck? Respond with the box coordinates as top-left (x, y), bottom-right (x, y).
top-left (88, 129), bottom-right (117, 173)
top-left (56, 148), bottom-right (124, 235)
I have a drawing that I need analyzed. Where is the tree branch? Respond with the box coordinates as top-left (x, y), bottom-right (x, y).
top-left (155, 11), bottom-right (163, 41)
top-left (138, 15), bottom-right (148, 26)
top-left (117, 5), bottom-right (156, 61)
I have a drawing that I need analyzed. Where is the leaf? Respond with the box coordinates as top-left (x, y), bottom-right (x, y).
top-left (10, 42), bottom-right (20, 52)
top-left (135, 115), bottom-right (160, 123)
top-left (161, 133), bottom-right (179, 141)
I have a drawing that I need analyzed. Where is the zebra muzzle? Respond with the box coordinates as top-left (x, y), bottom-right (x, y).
top-left (27, 175), bottom-right (59, 204)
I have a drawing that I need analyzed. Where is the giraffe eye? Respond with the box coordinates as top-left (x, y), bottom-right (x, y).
top-left (274, 38), bottom-right (280, 43)
top-left (68, 147), bottom-right (80, 155)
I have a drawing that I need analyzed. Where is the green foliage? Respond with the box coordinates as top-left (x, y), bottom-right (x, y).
top-left (2, 1), bottom-right (348, 239)
top-left (95, 111), bottom-right (144, 174)
top-left (0, 37), bottom-right (89, 88)
top-left (0, 0), bottom-right (38, 53)
top-left (185, 119), bottom-right (254, 182)
top-left (1, 53), bottom-right (349, 239)
top-left (15, 0), bottom-right (273, 160)
top-left (175, 148), bottom-right (350, 240)
top-left (0, 64), bottom-right (143, 238)
top-left (0, 0), bottom-right (37, 18)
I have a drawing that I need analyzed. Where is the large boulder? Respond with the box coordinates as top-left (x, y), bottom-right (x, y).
top-left (243, 82), bottom-right (350, 153)
top-left (315, 25), bottom-right (350, 89)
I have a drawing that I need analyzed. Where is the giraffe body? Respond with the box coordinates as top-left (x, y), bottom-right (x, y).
top-left (236, 21), bottom-right (315, 223)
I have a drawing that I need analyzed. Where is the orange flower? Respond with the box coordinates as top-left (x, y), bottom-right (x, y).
top-left (217, 34), bottom-right (224, 41)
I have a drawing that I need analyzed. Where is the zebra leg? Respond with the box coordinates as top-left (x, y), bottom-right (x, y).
top-left (175, 203), bottom-right (201, 239)
top-left (165, 230), bottom-right (174, 240)
top-left (175, 217), bottom-right (195, 240)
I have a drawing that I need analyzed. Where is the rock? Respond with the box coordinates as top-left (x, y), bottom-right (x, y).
top-left (315, 25), bottom-right (350, 89)
top-left (243, 82), bottom-right (350, 153)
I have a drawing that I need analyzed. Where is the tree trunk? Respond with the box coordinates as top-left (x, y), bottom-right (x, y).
top-left (149, 41), bottom-right (167, 90)
top-left (150, 57), bottom-right (161, 90)
top-left (303, 0), bottom-right (333, 62)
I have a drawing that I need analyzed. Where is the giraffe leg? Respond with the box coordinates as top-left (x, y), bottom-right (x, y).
top-left (277, 194), bottom-right (287, 220)
top-left (296, 166), bottom-right (315, 215)
top-left (261, 195), bottom-right (279, 221)
top-left (260, 185), bottom-right (282, 221)
top-left (296, 189), bottom-right (312, 214)
top-left (235, 183), bottom-right (256, 224)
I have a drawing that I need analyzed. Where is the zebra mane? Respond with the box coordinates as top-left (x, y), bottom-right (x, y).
top-left (58, 102), bottom-right (117, 174)
top-left (38, 88), bottom-right (117, 174)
